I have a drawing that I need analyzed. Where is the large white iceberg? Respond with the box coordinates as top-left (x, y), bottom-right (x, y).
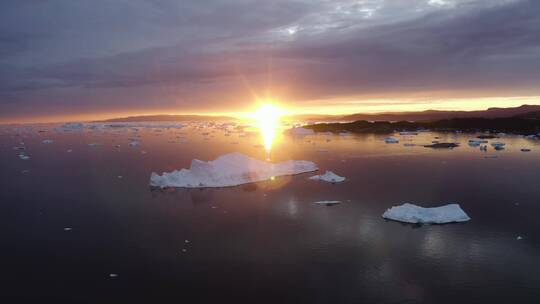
top-left (382, 203), bottom-right (471, 224)
top-left (309, 170), bottom-right (345, 183)
top-left (150, 152), bottom-right (318, 188)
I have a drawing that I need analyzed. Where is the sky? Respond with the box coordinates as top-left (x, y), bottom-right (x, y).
top-left (1, 0), bottom-right (540, 123)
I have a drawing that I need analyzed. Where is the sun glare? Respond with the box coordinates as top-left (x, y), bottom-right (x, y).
top-left (253, 103), bottom-right (283, 154)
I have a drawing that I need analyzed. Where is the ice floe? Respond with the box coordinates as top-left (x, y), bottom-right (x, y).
top-left (382, 203), bottom-right (471, 224)
top-left (309, 171), bottom-right (345, 183)
top-left (150, 152), bottom-right (318, 188)
top-left (42, 139), bottom-right (53, 144)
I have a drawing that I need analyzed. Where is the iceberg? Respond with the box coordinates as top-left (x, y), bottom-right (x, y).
top-left (150, 152), bottom-right (318, 188)
top-left (42, 139), bottom-right (53, 144)
top-left (309, 170), bottom-right (345, 183)
top-left (382, 203), bottom-right (470, 224)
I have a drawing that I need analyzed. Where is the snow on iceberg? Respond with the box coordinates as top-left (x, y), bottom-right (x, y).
top-left (150, 152), bottom-right (318, 188)
top-left (309, 170), bottom-right (345, 183)
top-left (382, 203), bottom-right (470, 224)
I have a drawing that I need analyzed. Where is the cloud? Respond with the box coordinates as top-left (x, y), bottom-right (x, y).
top-left (0, 0), bottom-right (539, 120)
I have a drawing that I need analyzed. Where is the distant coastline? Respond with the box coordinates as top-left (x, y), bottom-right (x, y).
top-left (303, 117), bottom-right (540, 136)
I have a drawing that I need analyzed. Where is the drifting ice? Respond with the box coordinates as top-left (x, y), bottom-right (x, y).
top-left (309, 171), bottom-right (345, 183)
top-left (382, 203), bottom-right (470, 224)
top-left (150, 152), bottom-right (318, 188)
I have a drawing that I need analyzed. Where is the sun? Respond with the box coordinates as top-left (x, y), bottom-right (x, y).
top-left (252, 103), bottom-right (284, 153)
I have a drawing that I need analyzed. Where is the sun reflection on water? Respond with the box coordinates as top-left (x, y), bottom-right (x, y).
top-left (252, 104), bottom-right (283, 156)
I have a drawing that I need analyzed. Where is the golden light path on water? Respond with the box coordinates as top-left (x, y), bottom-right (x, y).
top-left (252, 104), bottom-right (284, 156)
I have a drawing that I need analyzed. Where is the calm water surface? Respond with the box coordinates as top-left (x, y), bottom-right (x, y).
top-left (1, 123), bottom-right (540, 303)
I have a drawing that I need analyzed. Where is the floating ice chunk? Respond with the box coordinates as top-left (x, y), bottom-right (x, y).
top-left (384, 137), bottom-right (399, 143)
top-left (42, 139), bottom-right (53, 144)
top-left (150, 152), bottom-right (318, 188)
top-left (288, 127), bottom-right (315, 136)
top-left (63, 227), bottom-right (72, 231)
top-left (128, 141), bottom-right (140, 147)
top-left (309, 170), bottom-right (345, 183)
top-left (109, 273), bottom-right (118, 278)
top-left (382, 203), bottom-right (470, 224)
top-left (313, 201), bottom-right (341, 206)
top-left (19, 154), bottom-right (30, 160)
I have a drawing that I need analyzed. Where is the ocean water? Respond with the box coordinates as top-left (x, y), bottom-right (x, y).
top-left (1, 123), bottom-right (540, 303)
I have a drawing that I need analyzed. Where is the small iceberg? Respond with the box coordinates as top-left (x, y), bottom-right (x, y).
top-left (313, 201), bottom-right (341, 206)
top-left (18, 154), bottom-right (30, 160)
top-left (150, 152), bottom-right (318, 188)
top-left (288, 127), bottom-right (315, 136)
top-left (309, 171), bottom-right (345, 183)
top-left (42, 139), bottom-right (54, 144)
top-left (384, 137), bottom-right (399, 144)
top-left (382, 203), bottom-right (471, 224)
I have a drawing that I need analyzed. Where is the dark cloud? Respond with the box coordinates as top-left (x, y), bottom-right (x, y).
top-left (0, 0), bottom-right (539, 121)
